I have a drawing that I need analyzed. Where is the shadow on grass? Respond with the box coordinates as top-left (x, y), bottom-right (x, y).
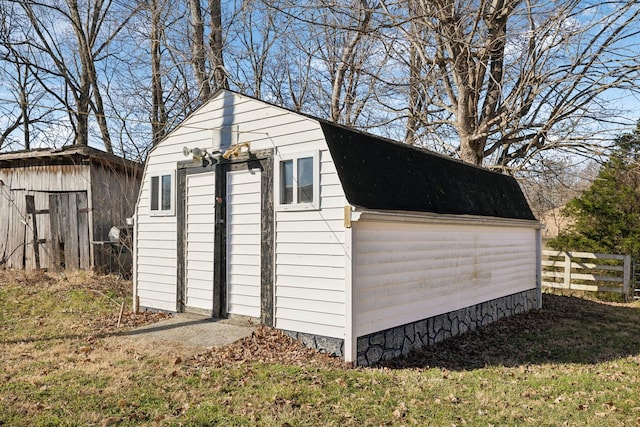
top-left (379, 294), bottom-right (640, 370)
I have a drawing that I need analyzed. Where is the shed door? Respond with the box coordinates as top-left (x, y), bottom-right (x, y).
top-left (226, 169), bottom-right (262, 318)
top-left (185, 172), bottom-right (216, 312)
top-left (48, 192), bottom-right (90, 270)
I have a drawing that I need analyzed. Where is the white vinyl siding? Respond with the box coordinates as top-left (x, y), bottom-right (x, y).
top-left (226, 170), bottom-right (262, 318)
top-left (134, 91), bottom-right (348, 334)
top-left (185, 172), bottom-right (215, 312)
top-left (134, 150), bottom-right (178, 311)
top-left (353, 220), bottom-right (538, 337)
top-left (135, 92), bottom-right (329, 312)
top-left (274, 150), bottom-right (347, 339)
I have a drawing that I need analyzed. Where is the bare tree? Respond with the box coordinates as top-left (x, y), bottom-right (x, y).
top-left (324, 0), bottom-right (375, 124)
top-left (112, 0), bottom-right (216, 155)
top-left (269, 1), bottom-right (393, 128)
top-left (517, 157), bottom-right (597, 219)
top-left (150, 0), bottom-right (169, 146)
top-left (381, 0), bottom-right (640, 170)
top-left (3, 0), bottom-right (637, 173)
top-left (0, 3), bottom-right (55, 151)
top-left (12, 0), bottom-right (138, 152)
top-left (0, 60), bottom-right (39, 150)
top-left (187, 0), bottom-right (211, 99)
top-left (403, 0), bottom-right (422, 145)
top-left (185, 0), bottom-right (227, 104)
top-left (226, 0), bottom-right (293, 100)
top-left (208, 0), bottom-right (227, 90)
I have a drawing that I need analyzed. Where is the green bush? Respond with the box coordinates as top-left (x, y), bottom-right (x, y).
top-left (549, 122), bottom-right (640, 258)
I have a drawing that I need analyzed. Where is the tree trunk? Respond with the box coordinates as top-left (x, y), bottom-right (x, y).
top-left (75, 81), bottom-right (90, 146)
top-left (89, 62), bottom-right (113, 153)
top-left (188, 0), bottom-right (211, 100)
top-left (208, 0), bottom-right (227, 90)
top-left (150, 0), bottom-right (167, 146)
top-left (68, 0), bottom-right (113, 150)
top-left (330, 0), bottom-right (372, 124)
top-left (459, 134), bottom-right (485, 166)
top-left (20, 81), bottom-right (30, 150)
top-left (405, 0), bottom-right (422, 145)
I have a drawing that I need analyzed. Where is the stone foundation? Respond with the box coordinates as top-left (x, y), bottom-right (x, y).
top-left (356, 289), bottom-right (540, 366)
top-left (283, 330), bottom-right (344, 358)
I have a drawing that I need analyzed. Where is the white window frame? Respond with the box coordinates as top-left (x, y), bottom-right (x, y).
top-left (149, 170), bottom-right (176, 216)
top-left (275, 151), bottom-right (320, 211)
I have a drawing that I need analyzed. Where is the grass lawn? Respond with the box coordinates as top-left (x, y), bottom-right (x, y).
top-left (1, 269), bottom-right (640, 426)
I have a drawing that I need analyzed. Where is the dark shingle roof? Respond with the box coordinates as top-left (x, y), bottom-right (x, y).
top-left (320, 121), bottom-right (536, 221)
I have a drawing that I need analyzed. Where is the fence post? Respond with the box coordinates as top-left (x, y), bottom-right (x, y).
top-left (623, 254), bottom-right (632, 302)
top-left (535, 229), bottom-right (542, 309)
top-left (563, 252), bottom-right (572, 290)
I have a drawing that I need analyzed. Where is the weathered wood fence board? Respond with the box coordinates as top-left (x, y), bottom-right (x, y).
top-left (77, 194), bottom-right (90, 270)
top-left (541, 250), bottom-right (632, 300)
top-left (24, 195), bottom-right (41, 269)
top-left (48, 192), bottom-right (90, 270)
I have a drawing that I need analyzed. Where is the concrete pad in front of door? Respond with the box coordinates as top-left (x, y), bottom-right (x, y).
top-left (113, 314), bottom-right (257, 356)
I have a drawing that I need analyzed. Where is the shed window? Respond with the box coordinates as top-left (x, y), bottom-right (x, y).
top-left (297, 157), bottom-right (313, 203)
top-left (280, 160), bottom-right (294, 204)
top-left (150, 171), bottom-right (175, 216)
top-left (276, 151), bottom-right (319, 210)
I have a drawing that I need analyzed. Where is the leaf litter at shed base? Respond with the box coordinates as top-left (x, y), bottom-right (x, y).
top-left (3, 269), bottom-right (639, 371)
top-left (188, 326), bottom-right (349, 369)
top-left (54, 265), bottom-right (640, 371)
top-left (183, 292), bottom-right (640, 372)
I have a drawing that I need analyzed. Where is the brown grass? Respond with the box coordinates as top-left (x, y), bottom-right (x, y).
top-left (2, 269), bottom-right (640, 426)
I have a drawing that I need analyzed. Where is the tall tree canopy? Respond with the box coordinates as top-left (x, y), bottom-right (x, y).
top-left (0, 0), bottom-right (639, 167)
top-left (384, 0), bottom-right (640, 169)
top-left (549, 122), bottom-right (640, 257)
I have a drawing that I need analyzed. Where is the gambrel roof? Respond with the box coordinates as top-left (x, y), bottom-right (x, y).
top-left (320, 121), bottom-right (536, 221)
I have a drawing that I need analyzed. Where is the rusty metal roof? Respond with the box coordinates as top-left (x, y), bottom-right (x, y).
top-left (0, 145), bottom-right (142, 173)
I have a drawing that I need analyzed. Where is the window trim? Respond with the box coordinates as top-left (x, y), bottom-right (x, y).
top-left (275, 151), bottom-right (320, 211)
top-left (149, 170), bottom-right (176, 216)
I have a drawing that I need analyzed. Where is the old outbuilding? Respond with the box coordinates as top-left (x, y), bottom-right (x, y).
top-left (0, 146), bottom-right (142, 272)
top-left (133, 90), bottom-right (541, 366)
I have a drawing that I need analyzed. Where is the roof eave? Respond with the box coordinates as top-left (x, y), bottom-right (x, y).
top-left (351, 207), bottom-right (542, 229)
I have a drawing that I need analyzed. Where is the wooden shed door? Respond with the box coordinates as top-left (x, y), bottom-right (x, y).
top-left (226, 169), bottom-right (262, 318)
top-left (184, 171), bottom-right (216, 313)
top-left (48, 192), bottom-right (90, 270)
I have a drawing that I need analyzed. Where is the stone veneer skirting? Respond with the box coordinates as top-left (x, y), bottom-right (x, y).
top-left (282, 289), bottom-right (539, 367)
top-left (356, 289), bottom-right (540, 366)
top-left (283, 330), bottom-right (345, 359)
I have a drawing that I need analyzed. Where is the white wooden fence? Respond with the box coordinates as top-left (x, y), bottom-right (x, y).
top-left (541, 250), bottom-right (633, 301)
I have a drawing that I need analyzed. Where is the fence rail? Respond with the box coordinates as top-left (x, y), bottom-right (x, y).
top-left (541, 250), bottom-right (633, 301)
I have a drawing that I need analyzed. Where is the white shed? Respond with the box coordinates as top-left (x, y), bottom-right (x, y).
top-left (133, 89), bottom-right (541, 366)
